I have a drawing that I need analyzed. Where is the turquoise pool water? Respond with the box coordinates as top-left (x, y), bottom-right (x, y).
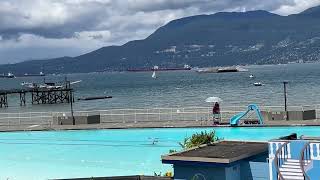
top-left (0, 126), bottom-right (320, 179)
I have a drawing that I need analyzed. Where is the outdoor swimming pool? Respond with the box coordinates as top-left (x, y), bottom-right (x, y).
top-left (1, 126), bottom-right (320, 180)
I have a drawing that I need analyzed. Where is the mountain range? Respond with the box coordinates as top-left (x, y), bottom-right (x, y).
top-left (1, 5), bottom-right (320, 74)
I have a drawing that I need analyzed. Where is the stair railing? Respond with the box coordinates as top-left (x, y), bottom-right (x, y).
top-left (300, 142), bottom-right (311, 180)
top-left (274, 142), bottom-right (288, 180)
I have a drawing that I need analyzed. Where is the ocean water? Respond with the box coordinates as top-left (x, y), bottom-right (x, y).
top-left (1, 63), bottom-right (320, 113)
top-left (0, 126), bottom-right (319, 179)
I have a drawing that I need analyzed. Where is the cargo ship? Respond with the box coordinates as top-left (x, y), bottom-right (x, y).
top-left (127, 65), bottom-right (191, 72)
top-left (21, 72), bottom-right (45, 77)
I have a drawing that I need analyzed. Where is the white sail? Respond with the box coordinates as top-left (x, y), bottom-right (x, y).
top-left (152, 71), bottom-right (156, 78)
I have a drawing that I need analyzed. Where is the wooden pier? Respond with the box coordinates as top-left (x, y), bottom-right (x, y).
top-left (0, 93), bottom-right (8, 108)
top-left (0, 88), bottom-right (73, 108)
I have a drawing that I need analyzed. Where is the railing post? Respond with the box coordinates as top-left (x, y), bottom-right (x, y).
top-left (123, 110), bottom-right (125, 123)
top-left (309, 143), bottom-right (320, 160)
top-left (7, 113), bottom-right (10, 128)
top-left (19, 112), bottom-right (21, 125)
top-left (269, 142), bottom-right (274, 157)
top-left (50, 112), bottom-right (53, 127)
top-left (110, 110), bottom-right (113, 122)
top-left (43, 112), bottom-right (46, 125)
top-left (196, 111), bottom-right (198, 122)
top-left (287, 143), bottom-right (291, 159)
top-left (134, 109), bottom-right (137, 123)
top-left (147, 109), bottom-right (149, 122)
top-left (40, 112), bottom-right (42, 125)
top-left (158, 109), bottom-right (161, 121)
top-left (182, 108), bottom-right (185, 121)
top-left (310, 143), bottom-right (315, 160)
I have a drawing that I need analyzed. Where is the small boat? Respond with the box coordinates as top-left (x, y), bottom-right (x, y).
top-left (253, 82), bottom-right (263, 86)
top-left (152, 71), bottom-right (157, 79)
top-left (21, 82), bottom-right (35, 88)
top-left (7, 73), bottom-right (15, 78)
top-left (249, 74), bottom-right (255, 78)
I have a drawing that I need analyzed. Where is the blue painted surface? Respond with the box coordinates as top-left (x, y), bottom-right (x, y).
top-left (289, 140), bottom-right (308, 159)
top-left (170, 154), bottom-right (269, 180)
top-left (173, 165), bottom-right (226, 180)
top-left (239, 154), bottom-right (269, 180)
top-left (247, 162), bottom-right (269, 180)
top-left (225, 165), bottom-right (240, 180)
top-left (306, 160), bottom-right (320, 178)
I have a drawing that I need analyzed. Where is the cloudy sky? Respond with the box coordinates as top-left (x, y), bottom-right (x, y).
top-left (0, 0), bottom-right (319, 64)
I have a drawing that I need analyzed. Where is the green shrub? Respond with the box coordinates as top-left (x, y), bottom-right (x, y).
top-left (180, 131), bottom-right (218, 149)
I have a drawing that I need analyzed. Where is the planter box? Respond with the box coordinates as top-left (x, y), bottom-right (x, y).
top-left (53, 115), bottom-right (100, 125)
top-left (261, 110), bottom-right (316, 121)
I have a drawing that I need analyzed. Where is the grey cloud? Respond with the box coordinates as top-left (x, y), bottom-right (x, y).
top-left (0, 0), bottom-right (319, 64)
top-left (195, 0), bottom-right (296, 12)
top-left (124, 0), bottom-right (212, 12)
top-left (0, 0), bottom-right (108, 38)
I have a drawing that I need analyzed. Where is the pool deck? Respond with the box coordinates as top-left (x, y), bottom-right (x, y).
top-left (1, 119), bottom-right (320, 132)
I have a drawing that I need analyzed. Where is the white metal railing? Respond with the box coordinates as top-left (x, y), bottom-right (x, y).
top-left (0, 105), bottom-right (319, 128)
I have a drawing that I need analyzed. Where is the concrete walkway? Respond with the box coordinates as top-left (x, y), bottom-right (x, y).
top-left (1, 119), bottom-right (320, 132)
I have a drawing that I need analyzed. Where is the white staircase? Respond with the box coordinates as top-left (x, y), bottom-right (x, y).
top-left (278, 159), bottom-right (309, 180)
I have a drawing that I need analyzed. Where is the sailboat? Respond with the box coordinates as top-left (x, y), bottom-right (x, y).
top-left (152, 71), bottom-right (157, 79)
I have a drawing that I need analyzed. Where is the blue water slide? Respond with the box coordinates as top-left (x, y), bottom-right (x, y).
top-left (230, 104), bottom-right (264, 126)
top-left (230, 111), bottom-right (250, 126)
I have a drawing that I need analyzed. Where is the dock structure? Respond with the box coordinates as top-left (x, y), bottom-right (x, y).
top-left (31, 89), bottom-right (72, 105)
top-left (0, 88), bottom-right (73, 108)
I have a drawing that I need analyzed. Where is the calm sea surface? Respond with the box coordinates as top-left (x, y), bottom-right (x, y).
top-left (1, 63), bottom-right (320, 112)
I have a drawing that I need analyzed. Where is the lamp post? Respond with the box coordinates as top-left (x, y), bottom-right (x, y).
top-left (283, 81), bottom-right (288, 120)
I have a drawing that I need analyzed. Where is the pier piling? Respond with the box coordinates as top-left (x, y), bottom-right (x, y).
top-left (0, 88), bottom-right (73, 108)
top-left (0, 93), bottom-right (8, 108)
